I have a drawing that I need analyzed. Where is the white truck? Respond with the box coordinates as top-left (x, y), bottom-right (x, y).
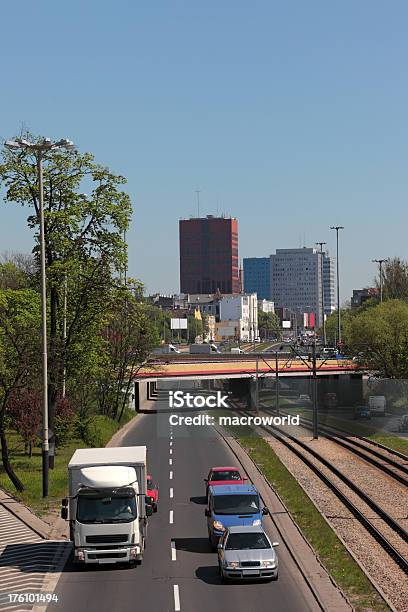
top-left (61, 446), bottom-right (150, 567)
top-left (368, 395), bottom-right (386, 416)
top-left (190, 343), bottom-right (220, 354)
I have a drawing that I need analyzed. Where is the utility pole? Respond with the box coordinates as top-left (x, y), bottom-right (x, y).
top-left (275, 352), bottom-right (280, 417)
top-left (255, 354), bottom-right (259, 415)
top-left (372, 259), bottom-right (387, 303)
top-left (195, 189), bottom-right (201, 217)
top-left (312, 341), bottom-right (318, 439)
top-left (315, 242), bottom-right (327, 346)
top-left (330, 226), bottom-right (344, 348)
top-left (5, 136), bottom-right (74, 497)
top-left (62, 272), bottom-right (67, 398)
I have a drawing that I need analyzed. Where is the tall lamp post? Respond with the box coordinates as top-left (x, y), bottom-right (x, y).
top-left (330, 226), bottom-right (344, 348)
top-left (315, 242), bottom-right (327, 346)
top-left (372, 259), bottom-right (387, 303)
top-left (5, 137), bottom-right (74, 497)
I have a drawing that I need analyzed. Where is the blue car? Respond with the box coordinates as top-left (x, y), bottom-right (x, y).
top-left (205, 484), bottom-right (268, 550)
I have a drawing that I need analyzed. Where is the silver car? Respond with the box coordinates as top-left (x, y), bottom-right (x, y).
top-left (217, 525), bottom-right (279, 582)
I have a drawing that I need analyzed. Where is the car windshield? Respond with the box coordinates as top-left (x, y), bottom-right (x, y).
top-left (213, 494), bottom-right (259, 515)
top-left (77, 488), bottom-right (137, 524)
top-left (147, 479), bottom-right (155, 489)
top-left (210, 470), bottom-right (241, 481)
top-left (225, 532), bottom-right (270, 550)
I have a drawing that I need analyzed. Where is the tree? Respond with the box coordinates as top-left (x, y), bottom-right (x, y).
top-left (380, 257), bottom-right (408, 301)
top-left (0, 132), bottom-right (132, 431)
top-left (348, 300), bottom-right (408, 378)
top-left (258, 311), bottom-right (280, 339)
top-left (7, 389), bottom-right (42, 457)
top-left (324, 308), bottom-right (354, 346)
top-left (0, 289), bottom-right (41, 490)
top-left (99, 282), bottom-right (159, 421)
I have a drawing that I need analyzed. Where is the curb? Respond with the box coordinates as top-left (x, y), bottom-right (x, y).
top-left (0, 488), bottom-right (51, 540)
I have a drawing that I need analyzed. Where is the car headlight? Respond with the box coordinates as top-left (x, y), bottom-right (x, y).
top-left (262, 560), bottom-right (276, 568)
top-left (252, 519), bottom-right (261, 526)
top-left (225, 561), bottom-right (239, 569)
top-left (213, 520), bottom-right (225, 531)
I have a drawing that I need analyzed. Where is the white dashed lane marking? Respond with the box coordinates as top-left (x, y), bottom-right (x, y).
top-left (173, 585), bottom-right (181, 611)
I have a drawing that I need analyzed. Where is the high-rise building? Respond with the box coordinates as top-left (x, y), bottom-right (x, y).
top-left (179, 216), bottom-right (239, 294)
top-left (243, 257), bottom-right (271, 299)
top-left (322, 253), bottom-right (336, 316)
top-left (270, 247), bottom-right (323, 327)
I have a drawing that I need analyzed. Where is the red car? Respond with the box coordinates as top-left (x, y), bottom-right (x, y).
top-left (204, 466), bottom-right (247, 499)
top-left (147, 475), bottom-right (158, 512)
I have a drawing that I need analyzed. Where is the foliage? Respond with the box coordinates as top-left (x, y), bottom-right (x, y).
top-left (348, 299), bottom-right (408, 378)
top-left (53, 396), bottom-right (75, 445)
top-left (323, 308), bottom-right (354, 346)
top-left (379, 257), bottom-right (408, 301)
top-left (7, 389), bottom-right (42, 457)
top-left (258, 310), bottom-right (280, 338)
top-left (0, 289), bottom-right (41, 489)
top-left (98, 282), bottom-right (159, 421)
top-left (0, 131), bottom-right (132, 433)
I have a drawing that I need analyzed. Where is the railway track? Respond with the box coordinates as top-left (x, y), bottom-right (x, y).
top-left (262, 407), bottom-right (408, 487)
top-left (231, 406), bottom-right (408, 574)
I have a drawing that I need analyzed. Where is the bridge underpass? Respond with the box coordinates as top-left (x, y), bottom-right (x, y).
top-left (133, 357), bottom-right (364, 416)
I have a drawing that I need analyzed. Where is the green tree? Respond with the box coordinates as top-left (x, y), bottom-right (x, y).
top-left (348, 300), bottom-right (408, 378)
top-left (99, 282), bottom-right (159, 421)
top-left (258, 311), bottom-right (280, 339)
top-left (379, 257), bottom-right (408, 301)
top-left (323, 308), bottom-right (354, 346)
top-left (0, 132), bottom-right (132, 430)
top-left (0, 289), bottom-right (41, 490)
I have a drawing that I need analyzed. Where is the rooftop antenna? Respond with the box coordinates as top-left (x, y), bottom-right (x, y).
top-left (195, 189), bottom-right (201, 217)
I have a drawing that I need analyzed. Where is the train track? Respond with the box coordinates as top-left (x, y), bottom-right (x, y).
top-left (232, 407), bottom-right (408, 574)
top-left (262, 407), bottom-right (408, 487)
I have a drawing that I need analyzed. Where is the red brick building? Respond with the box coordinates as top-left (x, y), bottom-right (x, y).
top-left (179, 216), bottom-right (239, 294)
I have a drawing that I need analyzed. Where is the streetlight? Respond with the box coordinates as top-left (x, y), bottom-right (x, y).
top-left (5, 137), bottom-right (75, 497)
top-left (330, 226), bottom-right (344, 348)
top-left (315, 242), bottom-right (327, 346)
top-left (372, 259), bottom-right (388, 303)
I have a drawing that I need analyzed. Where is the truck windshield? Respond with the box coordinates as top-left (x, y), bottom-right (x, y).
top-left (213, 494), bottom-right (260, 515)
top-left (77, 489), bottom-right (137, 524)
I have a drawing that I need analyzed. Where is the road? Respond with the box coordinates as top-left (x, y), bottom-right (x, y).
top-left (53, 393), bottom-right (320, 612)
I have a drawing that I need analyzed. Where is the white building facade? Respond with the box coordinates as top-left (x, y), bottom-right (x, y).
top-left (218, 294), bottom-right (258, 341)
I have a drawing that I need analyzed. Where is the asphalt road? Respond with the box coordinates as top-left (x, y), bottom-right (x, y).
top-left (53, 394), bottom-right (319, 612)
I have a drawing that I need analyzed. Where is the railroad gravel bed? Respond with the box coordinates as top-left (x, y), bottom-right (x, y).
top-left (261, 432), bottom-right (408, 612)
top-left (300, 437), bottom-right (408, 530)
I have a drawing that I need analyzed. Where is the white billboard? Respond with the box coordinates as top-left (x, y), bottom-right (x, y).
top-left (170, 318), bottom-right (188, 330)
top-left (282, 320), bottom-right (291, 329)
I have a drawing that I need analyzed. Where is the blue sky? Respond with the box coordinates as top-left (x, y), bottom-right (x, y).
top-left (1, 1), bottom-right (407, 302)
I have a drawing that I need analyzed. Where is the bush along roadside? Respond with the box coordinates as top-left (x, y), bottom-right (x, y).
top-left (221, 418), bottom-right (390, 612)
top-left (0, 408), bottom-right (135, 516)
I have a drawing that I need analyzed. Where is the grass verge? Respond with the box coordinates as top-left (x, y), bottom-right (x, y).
top-left (219, 415), bottom-right (390, 611)
top-left (0, 411), bottom-right (135, 516)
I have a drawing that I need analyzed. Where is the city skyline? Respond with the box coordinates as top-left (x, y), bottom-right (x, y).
top-left (2, 1), bottom-right (408, 302)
